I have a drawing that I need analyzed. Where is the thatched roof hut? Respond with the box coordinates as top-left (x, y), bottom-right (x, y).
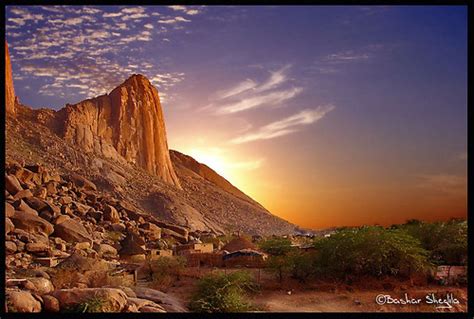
top-left (221, 237), bottom-right (257, 253)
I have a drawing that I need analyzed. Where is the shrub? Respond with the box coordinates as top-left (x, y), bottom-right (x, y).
top-left (188, 270), bottom-right (259, 313)
top-left (313, 226), bottom-right (431, 280)
top-left (148, 256), bottom-right (186, 290)
top-left (287, 251), bottom-right (316, 283)
top-left (265, 255), bottom-right (292, 283)
top-left (64, 297), bottom-right (107, 313)
top-left (88, 271), bottom-right (134, 288)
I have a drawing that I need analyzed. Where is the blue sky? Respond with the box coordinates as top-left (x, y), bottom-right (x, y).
top-left (5, 5), bottom-right (467, 228)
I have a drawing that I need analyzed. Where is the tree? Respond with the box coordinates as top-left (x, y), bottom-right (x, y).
top-left (399, 219), bottom-right (467, 265)
top-left (258, 238), bottom-right (294, 256)
top-left (313, 226), bottom-right (431, 280)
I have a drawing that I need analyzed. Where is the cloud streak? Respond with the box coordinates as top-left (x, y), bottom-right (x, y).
top-left (230, 105), bottom-right (335, 144)
top-left (207, 65), bottom-right (302, 114)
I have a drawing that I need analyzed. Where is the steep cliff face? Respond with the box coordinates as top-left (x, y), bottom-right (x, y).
top-left (56, 74), bottom-right (181, 188)
top-left (5, 41), bottom-right (16, 116)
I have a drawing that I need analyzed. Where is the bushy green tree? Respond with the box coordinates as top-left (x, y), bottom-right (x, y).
top-left (313, 226), bottom-right (431, 280)
top-left (189, 270), bottom-right (259, 313)
top-left (397, 219), bottom-right (467, 265)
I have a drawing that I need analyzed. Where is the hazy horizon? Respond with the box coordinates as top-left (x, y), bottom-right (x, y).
top-left (5, 5), bottom-right (467, 229)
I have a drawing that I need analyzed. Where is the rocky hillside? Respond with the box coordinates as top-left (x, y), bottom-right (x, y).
top-left (5, 42), bottom-right (296, 236)
top-left (5, 160), bottom-right (187, 313)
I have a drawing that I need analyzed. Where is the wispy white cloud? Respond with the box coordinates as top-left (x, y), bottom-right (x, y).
top-left (103, 12), bottom-right (122, 18)
top-left (216, 79), bottom-right (257, 99)
top-left (158, 16), bottom-right (191, 24)
top-left (218, 87), bottom-right (302, 114)
top-left (206, 65), bottom-right (301, 114)
top-left (230, 105), bottom-right (335, 144)
top-left (168, 5), bottom-right (201, 15)
top-left (325, 50), bottom-right (371, 63)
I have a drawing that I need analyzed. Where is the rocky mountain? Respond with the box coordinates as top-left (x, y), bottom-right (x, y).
top-left (170, 150), bottom-right (264, 209)
top-left (5, 42), bottom-right (296, 236)
top-left (55, 74), bottom-right (180, 188)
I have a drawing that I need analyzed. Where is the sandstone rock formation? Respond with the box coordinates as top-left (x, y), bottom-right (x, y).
top-left (5, 41), bottom-right (16, 116)
top-left (56, 74), bottom-right (181, 188)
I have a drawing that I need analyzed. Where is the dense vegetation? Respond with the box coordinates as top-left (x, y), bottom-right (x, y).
top-left (260, 219), bottom-right (467, 283)
top-left (188, 270), bottom-right (259, 312)
top-left (394, 219), bottom-right (467, 265)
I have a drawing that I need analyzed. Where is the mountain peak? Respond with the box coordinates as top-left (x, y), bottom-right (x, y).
top-left (56, 72), bottom-right (181, 188)
top-left (121, 74), bottom-right (152, 87)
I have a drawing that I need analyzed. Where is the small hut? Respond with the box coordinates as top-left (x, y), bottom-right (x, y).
top-left (222, 249), bottom-right (267, 268)
top-left (221, 237), bottom-right (256, 253)
top-left (221, 237), bottom-right (266, 268)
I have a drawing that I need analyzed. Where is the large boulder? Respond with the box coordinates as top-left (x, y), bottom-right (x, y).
top-left (53, 219), bottom-right (91, 243)
top-left (55, 253), bottom-right (109, 273)
top-left (6, 202), bottom-right (15, 217)
top-left (95, 243), bottom-right (118, 257)
top-left (132, 287), bottom-right (186, 312)
top-left (140, 222), bottom-right (161, 241)
top-left (6, 290), bottom-right (42, 312)
top-left (103, 205), bottom-right (120, 223)
top-left (42, 295), bottom-right (60, 312)
top-left (11, 211), bottom-right (54, 235)
top-left (6, 217), bottom-right (15, 235)
top-left (52, 288), bottom-right (128, 312)
top-left (25, 277), bottom-right (54, 295)
top-left (6, 174), bottom-right (23, 195)
top-left (68, 173), bottom-right (97, 191)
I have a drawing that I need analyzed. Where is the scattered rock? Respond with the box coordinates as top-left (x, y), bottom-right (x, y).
top-left (42, 295), bottom-right (60, 312)
top-left (52, 219), bottom-right (91, 243)
top-left (52, 288), bottom-right (128, 312)
top-left (68, 173), bottom-right (97, 191)
top-left (25, 277), bottom-right (54, 295)
top-left (6, 290), bottom-right (42, 312)
top-left (132, 287), bottom-right (186, 312)
top-left (6, 241), bottom-right (17, 253)
top-left (103, 205), bottom-right (120, 223)
top-left (11, 211), bottom-right (54, 235)
top-left (6, 174), bottom-right (23, 195)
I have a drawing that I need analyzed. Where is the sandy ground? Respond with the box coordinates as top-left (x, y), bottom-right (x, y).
top-left (252, 287), bottom-right (467, 312)
top-left (162, 267), bottom-right (468, 313)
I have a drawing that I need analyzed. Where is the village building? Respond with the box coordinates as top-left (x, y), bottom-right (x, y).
top-left (175, 242), bottom-right (214, 256)
top-left (221, 237), bottom-right (267, 268)
top-left (148, 249), bottom-right (173, 260)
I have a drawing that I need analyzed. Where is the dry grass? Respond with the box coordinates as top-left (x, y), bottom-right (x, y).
top-left (88, 271), bottom-right (134, 288)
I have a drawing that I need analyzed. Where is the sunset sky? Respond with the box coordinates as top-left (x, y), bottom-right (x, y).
top-left (5, 5), bottom-right (467, 229)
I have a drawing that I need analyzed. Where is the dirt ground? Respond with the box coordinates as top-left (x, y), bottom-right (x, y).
top-left (163, 267), bottom-right (468, 313)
